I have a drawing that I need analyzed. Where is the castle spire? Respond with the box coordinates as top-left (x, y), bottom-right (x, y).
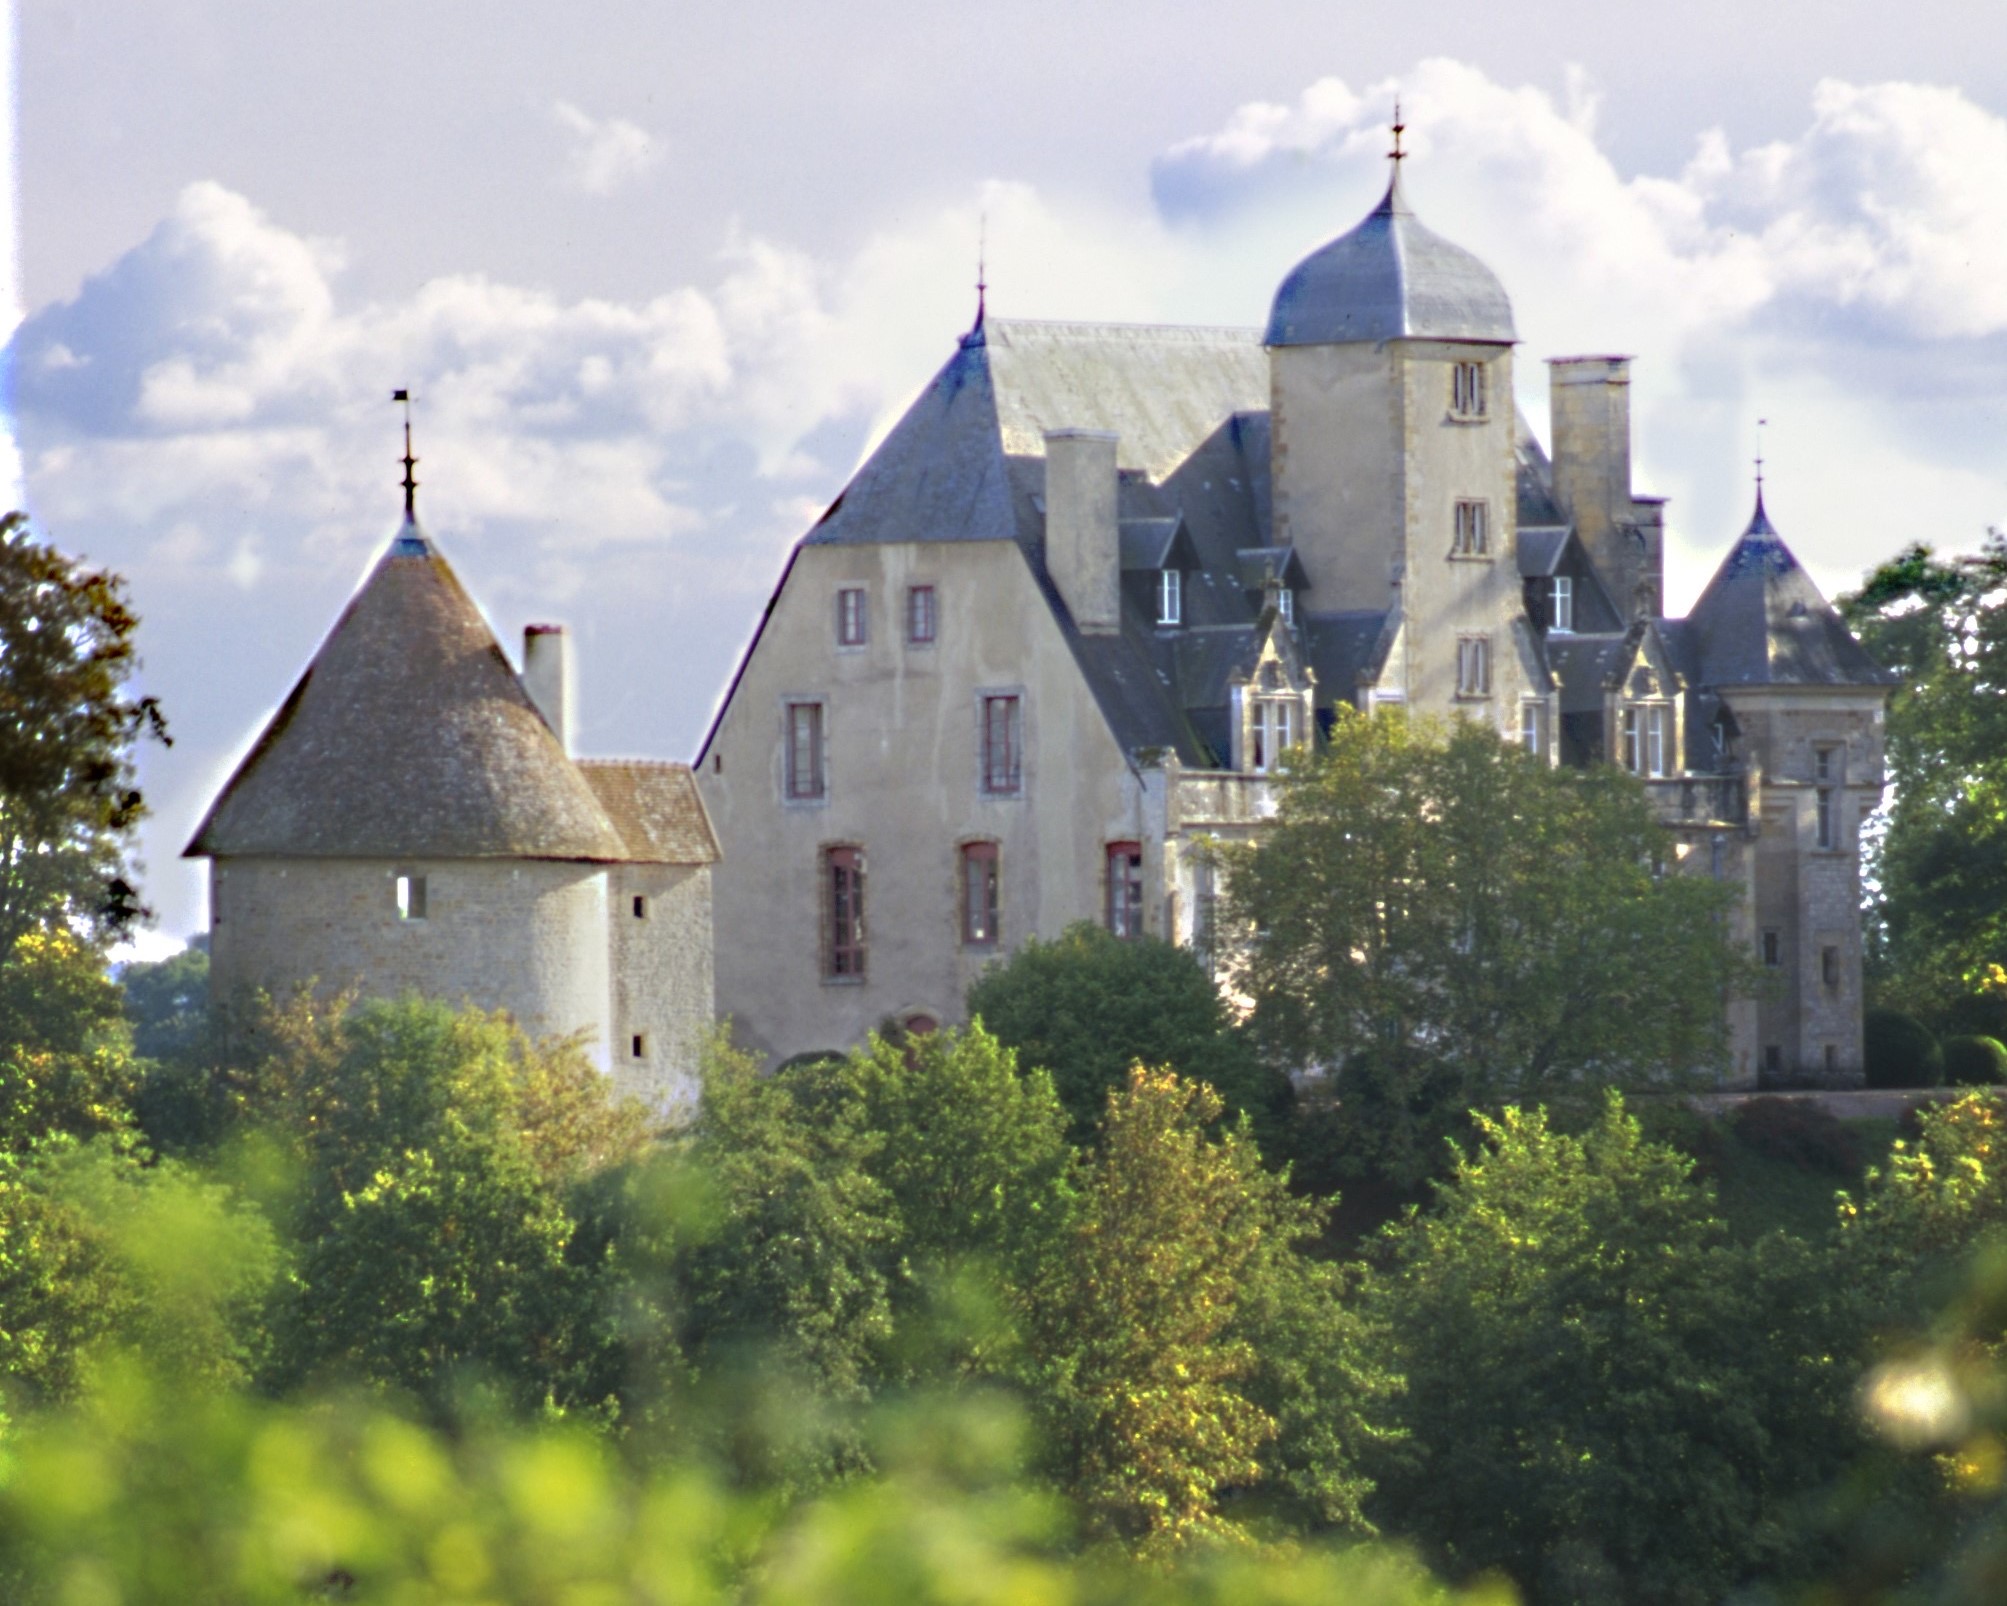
top-left (1752, 417), bottom-right (1770, 530)
top-left (394, 389), bottom-right (419, 522)
top-left (961, 215), bottom-right (988, 349)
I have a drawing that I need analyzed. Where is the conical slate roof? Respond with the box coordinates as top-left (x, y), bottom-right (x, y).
top-left (187, 519), bottom-right (632, 861)
top-left (1266, 165), bottom-right (1516, 347)
top-left (1683, 494), bottom-right (1894, 689)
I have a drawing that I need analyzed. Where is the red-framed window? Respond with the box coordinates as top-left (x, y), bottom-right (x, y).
top-left (907, 584), bottom-right (936, 645)
top-left (961, 840), bottom-right (999, 946)
top-left (1106, 841), bottom-right (1144, 939)
top-left (981, 694), bottom-right (1022, 795)
top-left (824, 845), bottom-right (866, 980)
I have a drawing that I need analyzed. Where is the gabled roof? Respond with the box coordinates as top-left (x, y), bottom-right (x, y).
top-left (187, 521), bottom-right (633, 862)
top-left (1683, 495), bottom-right (1895, 689)
top-left (1265, 165), bottom-right (1516, 347)
top-left (1119, 516), bottom-right (1199, 572)
top-left (578, 762), bottom-right (720, 865)
top-left (1303, 610), bottom-right (1394, 702)
top-left (1517, 527), bottom-right (1572, 579)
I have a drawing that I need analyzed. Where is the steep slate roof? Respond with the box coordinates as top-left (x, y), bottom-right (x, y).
top-left (1265, 166), bottom-right (1516, 347)
top-left (188, 521), bottom-right (633, 862)
top-left (1546, 632), bottom-right (1632, 713)
top-left (1303, 610), bottom-right (1395, 701)
top-left (578, 762), bottom-right (720, 865)
top-left (1681, 495), bottom-right (1895, 689)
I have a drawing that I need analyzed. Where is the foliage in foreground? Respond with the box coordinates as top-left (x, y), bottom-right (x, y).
top-left (1216, 711), bottom-right (1750, 1186)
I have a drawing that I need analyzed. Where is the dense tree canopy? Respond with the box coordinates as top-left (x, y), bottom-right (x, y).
top-left (1841, 534), bottom-right (2007, 1035)
top-left (966, 922), bottom-right (1290, 1146)
top-left (0, 513), bottom-right (167, 949)
top-left (1217, 710), bottom-right (1750, 1184)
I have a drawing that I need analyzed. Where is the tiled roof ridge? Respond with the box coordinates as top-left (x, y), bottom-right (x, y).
top-left (991, 317), bottom-right (1262, 343)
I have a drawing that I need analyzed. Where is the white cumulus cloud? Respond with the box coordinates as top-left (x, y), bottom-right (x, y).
top-left (551, 101), bottom-right (663, 197)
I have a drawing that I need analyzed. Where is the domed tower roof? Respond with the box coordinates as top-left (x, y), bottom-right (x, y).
top-left (186, 515), bottom-right (632, 862)
top-left (1265, 164), bottom-right (1516, 347)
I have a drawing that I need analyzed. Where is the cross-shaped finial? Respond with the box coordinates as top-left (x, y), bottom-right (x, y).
top-left (1389, 98), bottom-right (1406, 162)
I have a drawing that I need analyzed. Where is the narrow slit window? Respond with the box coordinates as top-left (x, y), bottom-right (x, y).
top-left (1520, 701), bottom-right (1546, 757)
top-left (396, 873), bottom-right (427, 921)
top-left (631, 1034), bottom-right (647, 1059)
top-left (1621, 707), bottom-right (1641, 772)
top-left (1822, 946), bottom-right (1840, 988)
top-left (632, 895), bottom-right (648, 920)
top-left (1106, 841), bottom-right (1144, 939)
top-left (1646, 706), bottom-right (1667, 777)
top-left (1816, 789), bottom-right (1836, 849)
top-left (1762, 929), bottom-right (1782, 968)
top-left (1451, 360), bottom-right (1488, 418)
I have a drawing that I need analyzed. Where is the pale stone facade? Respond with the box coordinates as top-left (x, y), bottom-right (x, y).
top-left (698, 158), bottom-right (1892, 1087)
top-left (190, 517), bottom-right (719, 1115)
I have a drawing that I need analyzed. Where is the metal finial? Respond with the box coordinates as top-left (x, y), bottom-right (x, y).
top-left (393, 389), bottom-right (418, 520)
top-left (1754, 416), bottom-right (1767, 491)
top-left (1389, 97), bottom-right (1406, 163)
top-left (976, 212), bottom-right (987, 332)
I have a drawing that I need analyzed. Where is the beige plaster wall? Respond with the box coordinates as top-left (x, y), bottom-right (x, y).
top-left (699, 539), bottom-right (1145, 1065)
top-left (209, 856), bottom-right (615, 1067)
top-left (607, 863), bottom-right (714, 1117)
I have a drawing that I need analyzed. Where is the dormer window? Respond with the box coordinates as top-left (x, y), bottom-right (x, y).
top-left (1156, 568), bottom-right (1183, 626)
top-left (1451, 360), bottom-right (1488, 419)
top-left (1550, 576), bottom-right (1574, 633)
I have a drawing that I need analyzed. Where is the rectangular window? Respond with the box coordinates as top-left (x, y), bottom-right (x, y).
top-left (1156, 568), bottom-right (1183, 626)
top-left (1814, 744), bottom-right (1837, 782)
top-left (1452, 499), bottom-right (1490, 557)
top-left (395, 873), bottom-right (427, 921)
top-left (1451, 360), bottom-right (1488, 418)
top-left (1456, 635), bottom-right (1491, 697)
top-left (1551, 575), bottom-right (1574, 633)
top-left (1277, 587), bottom-right (1294, 625)
top-left (1106, 841), bottom-right (1144, 939)
top-left (906, 584), bottom-right (936, 646)
top-left (1621, 707), bottom-right (1641, 772)
top-left (1250, 697), bottom-right (1300, 774)
top-left (1816, 789), bottom-right (1836, 849)
top-left (1764, 1045), bottom-right (1783, 1078)
top-left (981, 694), bottom-right (1023, 796)
top-left (1646, 705), bottom-right (1667, 778)
top-left (824, 845), bottom-right (866, 980)
top-left (960, 841), bottom-right (999, 947)
top-left (785, 701), bottom-right (825, 800)
top-left (1822, 945), bottom-right (1840, 988)
top-left (1762, 929), bottom-right (1782, 968)
top-left (632, 895), bottom-right (648, 919)
top-left (836, 586), bottom-right (868, 647)
top-left (631, 1034), bottom-right (647, 1059)
top-left (1520, 700), bottom-right (1546, 756)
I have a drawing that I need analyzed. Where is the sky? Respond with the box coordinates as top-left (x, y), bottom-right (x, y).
top-left (10, 1), bottom-right (2007, 952)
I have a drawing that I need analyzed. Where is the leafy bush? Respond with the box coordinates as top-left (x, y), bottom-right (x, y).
top-left (1729, 1097), bottom-right (1863, 1176)
top-left (1865, 1009), bottom-right (1943, 1089)
top-left (1943, 1035), bottom-right (2007, 1087)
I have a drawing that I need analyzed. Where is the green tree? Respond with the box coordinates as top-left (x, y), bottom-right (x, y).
top-left (1841, 534), bottom-right (2007, 1034)
top-left (1373, 1095), bottom-right (1851, 1601)
top-left (118, 940), bottom-right (207, 1064)
top-left (967, 922), bottom-right (1291, 1146)
top-left (0, 513), bottom-right (168, 948)
top-left (1219, 709), bottom-right (1748, 1185)
top-left (1028, 1067), bottom-right (1279, 1550)
top-left (245, 996), bottom-right (648, 1415)
top-left (0, 928), bottom-right (142, 1158)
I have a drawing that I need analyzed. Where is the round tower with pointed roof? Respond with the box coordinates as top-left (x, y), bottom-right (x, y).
top-left (1266, 133), bottom-right (1537, 734)
top-left (188, 501), bottom-right (720, 1112)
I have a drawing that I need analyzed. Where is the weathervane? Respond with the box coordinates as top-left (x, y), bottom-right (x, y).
top-left (1390, 97), bottom-right (1406, 163)
top-left (394, 389), bottom-right (418, 520)
top-left (1755, 416), bottom-right (1767, 495)
top-left (976, 211), bottom-right (987, 332)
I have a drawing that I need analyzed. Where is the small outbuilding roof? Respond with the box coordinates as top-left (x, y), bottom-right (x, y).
top-left (578, 761), bottom-right (720, 865)
top-left (187, 520), bottom-right (634, 862)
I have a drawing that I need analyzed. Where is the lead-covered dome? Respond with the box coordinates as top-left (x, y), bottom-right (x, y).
top-left (1265, 165), bottom-right (1515, 347)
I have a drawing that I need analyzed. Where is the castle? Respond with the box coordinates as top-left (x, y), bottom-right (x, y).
top-left (694, 151), bottom-right (1895, 1086)
top-left (186, 508), bottom-right (718, 1114)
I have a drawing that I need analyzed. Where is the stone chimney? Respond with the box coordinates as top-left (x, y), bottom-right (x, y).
top-left (1549, 356), bottom-right (1662, 621)
top-left (522, 623), bottom-right (574, 753)
top-left (1045, 428), bottom-right (1120, 635)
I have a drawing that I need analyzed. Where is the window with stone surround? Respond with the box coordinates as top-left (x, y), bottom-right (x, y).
top-left (1456, 635), bottom-right (1491, 697)
top-left (785, 701), bottom-right (825, 801)
top-left (1452, 499), bottom-right (1490, 557)
top-left (836, 586), bottom-right (868, 647)
top-left (823, 844), bottom-right (866, 981)
top-left (1822, 945), bottom-right (1840, 988)
top-left (960, 841), bottom-right (999, 947)
top-left (980, 694), bottom-right (1023, 796)
top-left (906, 584), bottom-right (936, 646)
top-left (1451, 360), bottom-right (1488, 419)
